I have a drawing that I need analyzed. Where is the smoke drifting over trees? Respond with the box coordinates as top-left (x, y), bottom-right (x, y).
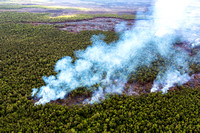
top-left (32, 0), bottom-right (200, 105)
top-left (1, 0), bottom-right (200, 132)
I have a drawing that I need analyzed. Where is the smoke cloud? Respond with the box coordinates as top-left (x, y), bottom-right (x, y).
top-left (32, 0), bottom-right (200, 105)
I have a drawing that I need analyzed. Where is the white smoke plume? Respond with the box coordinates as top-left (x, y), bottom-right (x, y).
top-left (32, 0), bottom-right (200, 105)
top-left (115, 22), bottom-right (129, 33)
top-left (151, 70), bottom-right (191, 93)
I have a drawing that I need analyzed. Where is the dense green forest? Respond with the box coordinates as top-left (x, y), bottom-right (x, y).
top-left (0, 11), bottom-right (200, 132)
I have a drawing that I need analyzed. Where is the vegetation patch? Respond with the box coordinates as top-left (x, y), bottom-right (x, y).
top-left (50, 14), bottom-right (136, 20)
top-left (0, 12), bottom-right (136, 23)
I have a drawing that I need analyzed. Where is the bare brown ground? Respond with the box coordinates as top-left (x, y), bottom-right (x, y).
top-left (124, 73), bottom-right (200, 96)
top-left (30, 17), bottom-right (136, 33)
top-left (49, 91), bottom-right (92, 106)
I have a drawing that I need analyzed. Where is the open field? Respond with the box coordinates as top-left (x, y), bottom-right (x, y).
top-left (0, 6), bottom-right (138, 17)
top-left (0, 0), bottom-right (150, 17)
top-left (0, 0), bottom-right (151, 11)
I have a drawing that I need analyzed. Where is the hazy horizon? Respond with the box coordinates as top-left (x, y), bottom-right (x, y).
top-left (0, 0), bottom-right (153, 9)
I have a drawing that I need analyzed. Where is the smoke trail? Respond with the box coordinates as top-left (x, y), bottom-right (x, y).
top-left (150, 0), bottom-right (200, 93)
top-left (32, 0), bottom-right (200, 105)
top-left (115, 22), bottom-right (128, 33)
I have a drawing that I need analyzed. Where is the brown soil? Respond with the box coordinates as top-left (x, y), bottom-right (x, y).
top-left (174, 41), bottom-right (200, 56)
top-left (50, 91), bottom-right (92, 106)
top-left (29, 17), bottom-right (136, 33)
top-left (125, 73), bottom-right (200, 96)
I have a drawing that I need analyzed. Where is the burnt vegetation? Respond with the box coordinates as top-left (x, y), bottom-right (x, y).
top-left (0, 11), bottom-right (200, 132)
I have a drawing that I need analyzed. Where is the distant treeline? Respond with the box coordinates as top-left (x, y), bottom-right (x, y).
top-left (0, 11), bottom-right (136, 23)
